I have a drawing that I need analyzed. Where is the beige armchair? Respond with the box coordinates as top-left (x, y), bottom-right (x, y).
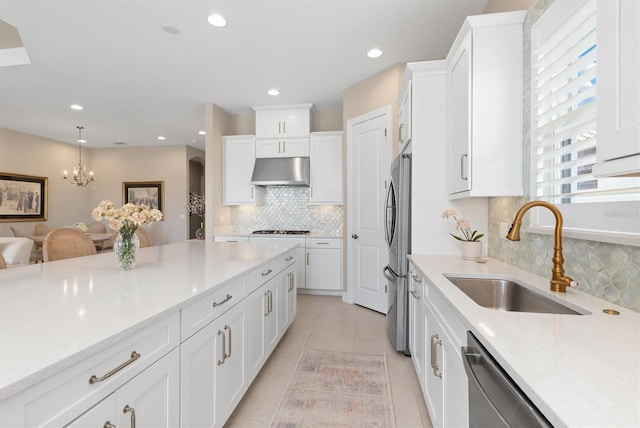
top-left (88, 222), bottom-right (114, 251)
top-left (135, 227), bottom-right (152, 248)
top-left (0, 237), bottom-right (34, 267)
top-left (43, 228), bottom-right (97, 262)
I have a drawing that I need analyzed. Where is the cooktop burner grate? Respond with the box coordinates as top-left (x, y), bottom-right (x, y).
top-left (251, 230), bottom-right (310, 235)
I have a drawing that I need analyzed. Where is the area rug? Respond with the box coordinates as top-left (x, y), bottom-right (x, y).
top-left (269, 348), bottom-right (396, 428)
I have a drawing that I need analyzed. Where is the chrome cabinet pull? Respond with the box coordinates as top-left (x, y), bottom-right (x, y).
top-left (399, 123), bottom-right (404, 144)
top-left (310, 186), bottom-right (314, 198)
top-left (410, 290), bottom-right (419, 300)
top-left (278, 141), bottom-right (282, 153)
top-left (267, 290), bottom-right (273, 314)
top-left (251, 186), bottom-right (254, 199)
top-left (264, 292), bottom-right (269, 316)
top-left (285, 256), bottom-right (294, 262)
top-left (430, 334), bottom-right (443, 378)
top-left (225, 325), bottom-right (232, 359)
top-left (306, 253), bottom-right (310, 265)
top-left (262, 268), bottom-right (273, 277)
top-left (279, 121), bottom-right (282, 134)
top-left (217, 329), bottom-right (226, 365)
top-left (412, 274), bottom-right (422, 283)
top-left (104, 422), bottom-right (116, 428)
top-left (283, 141), bottom-right (286, 153)
top-left (283, 121), bottom-right (286, 134)
top-left (212, 294), bottom-right (232, 307)
top-left (89, 351), bottom-right (140, 384)
top-left (316, 242), bottom-right (330, 245)
top-left (288, 272), bottom-right (295, 292)
top-left (123, 405), bottom-right (136, 428)
top-left (461, 153), bottom-right (468, 180)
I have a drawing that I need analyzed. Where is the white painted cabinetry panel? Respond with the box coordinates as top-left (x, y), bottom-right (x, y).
top-left (309, 131), bottom-right (343, 204)
top-left (223, 135), bottom-right (264, 205)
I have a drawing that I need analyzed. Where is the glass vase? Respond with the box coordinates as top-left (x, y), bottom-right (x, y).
top-left (195, 220), bottom-right (205, 240)
top-left (115, 230), bottom-right (140, 270)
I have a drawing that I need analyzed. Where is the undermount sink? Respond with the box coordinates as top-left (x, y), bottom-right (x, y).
top-left (445, 276), bottom-right (584, 315)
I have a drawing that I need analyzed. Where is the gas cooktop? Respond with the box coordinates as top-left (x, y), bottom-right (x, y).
top-left (251, 230), bottom-right (310, 235)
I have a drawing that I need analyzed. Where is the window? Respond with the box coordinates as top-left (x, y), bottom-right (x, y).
top-left (530, 0), bottom-right (639, 244)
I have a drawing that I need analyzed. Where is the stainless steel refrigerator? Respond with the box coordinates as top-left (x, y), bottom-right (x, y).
top-left (383, 152), bottom-right (411, 355)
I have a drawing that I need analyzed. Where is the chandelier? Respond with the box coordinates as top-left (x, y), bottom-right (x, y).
top-left (63, 126), bottom-right (95, 187)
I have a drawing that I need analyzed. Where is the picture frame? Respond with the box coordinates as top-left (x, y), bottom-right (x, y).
top-left (0, 172), bottom-right (48, 222)
top-left (122, 181), bottom-right (164, 212)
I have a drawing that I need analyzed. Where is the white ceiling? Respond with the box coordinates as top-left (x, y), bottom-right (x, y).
top-left (0, 0), bottom-right (489, 148)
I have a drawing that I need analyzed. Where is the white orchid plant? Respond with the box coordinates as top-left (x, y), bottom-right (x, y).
top-left (441, 209), bottom-right (484, 242)
top-left (92, 200), bottom-right (163, 235)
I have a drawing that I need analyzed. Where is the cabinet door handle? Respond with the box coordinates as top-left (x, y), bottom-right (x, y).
top-left (283, 121), bottom-right (286, 134)
top-left (399, 123), bottom-right (404, 144)
top-left (217, 329), bottom-right (226, 365)
top-left (279, 121), bottom-right (282, 134)
top-left (412, 274), bottom-right (422, 283)
top-left (286, 255), bottom-right (294, 261)
top-left (212, 294), bottom-right (232, 307)
top-left (410, 290), bottom-right (419, 300)
top-left (262, 268), bottom-right (273, 277)
top-left (251, 186), bottom-right (254, 199)
top-left (306, 253), bottom-right (310, 265)
top-left (289, 272), bottom-right (295, 292)
top-left (264, 292), bottom-right (269, 316)
top-left (123, 405), bottom-right (136, 428)
top-left (310, 186), bottom-right (313, 199)
top-left (89, 351), bottom-right (140, 384)
top-left (268, 290), bottom-right (273, 314)
top-left (104, 422), bottom-right (116, 428)
top-left (225, 325), bottom-right (232, 359)
top-left (278, 141), bottom-right (282, 153)
top-left (283, 141), bottom-right (286, 153)
top-left (460, 153), bottom-right (468, 181)
top-left (430, 334), bottom-right (443, 378)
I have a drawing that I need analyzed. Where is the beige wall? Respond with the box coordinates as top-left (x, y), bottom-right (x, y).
top-left (483, 0), bottom-right (536, 13)
top-left (0, 128), bottom-right (93, 237)
top-left (0, 127), bottom-right (203, 245)
top-left (228, 108), bottom-right (343, 136)
top-left (205, 103), bottom-right (231, 238)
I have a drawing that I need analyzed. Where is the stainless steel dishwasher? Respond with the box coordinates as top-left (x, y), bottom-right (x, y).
top-left (462, 332), bottom-right (553, 427)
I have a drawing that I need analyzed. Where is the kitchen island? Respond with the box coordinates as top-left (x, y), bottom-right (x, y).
top-left (409, 254), bottom-right (640, 428)
top-left (0, 240), bottom-right (298, 427)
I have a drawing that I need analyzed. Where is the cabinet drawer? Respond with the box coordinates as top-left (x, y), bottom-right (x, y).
top-left (305, 238), bottom-right (341, 249)
top-left (247, 259), bottom-right (279, 294)
top-left (214, 236), bottom-right (249, 243)
top-left (181, 277), bottom-right (245, 340)
top-left (279, 249), bottom-right (296, 270)
top-left (1, 313), bottom-right (180, 428)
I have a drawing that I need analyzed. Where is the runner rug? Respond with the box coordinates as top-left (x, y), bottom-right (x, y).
top-left (269, 348), bottom-right (396, 427)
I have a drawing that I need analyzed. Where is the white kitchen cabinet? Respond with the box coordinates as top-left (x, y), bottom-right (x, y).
top-left (398, 80), bottom-right (412, 149)
top-left (223, 135), bottom-right (265, 205)
top-left (254, 105), bottom-right (312, 139)
top-left (593, 0), bottom-right (640, 177)
top-left (409, 261), bottom-right (468, 428)
top-left (446, 11), bottom-right (526, 198)
top-left (180, 300), bottom-right (247, 428)
top-left (305, 238), bottom-right (342, 291)
top-left (309, 131), bottom-right (343, 205)
top-left (67, 348), bottom-right (180, 428)
top-left (255, 137), bottom-right (310, 158)
top-left (408, 270), bottom-right (426, 391)
top-left (249, 236), bottom-right (305, 289)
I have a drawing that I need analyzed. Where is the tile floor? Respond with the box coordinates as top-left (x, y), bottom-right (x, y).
top-left (225, 294), bottom-right (433, 427)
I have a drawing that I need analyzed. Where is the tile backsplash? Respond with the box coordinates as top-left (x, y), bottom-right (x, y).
top-left (488, 0), bottom-right (640, 313)
top-left (230, 186), bottom-right (343, 236)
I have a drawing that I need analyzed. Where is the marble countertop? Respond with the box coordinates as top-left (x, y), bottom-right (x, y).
top-left (409, 254), bottom-right (640, 428)
top-left (0, 241), bottom-right (296, 401)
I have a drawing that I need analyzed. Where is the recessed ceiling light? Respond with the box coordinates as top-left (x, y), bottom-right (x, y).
top-left (78, 138), bottom-right (87, 144)
top-left (161, 25), bottom-right (180, 34)
top-left (157, 136), bottom-right (166, 141)
top-left (367, 48), bottom-right (383, 58)
top-left (113, 142), bottom-right (126, 145)
top-left (198, 130), bottom-right (206, 135)
top-left (207, 14), bottom-right (227, 27)
top-left (267, 89), bottom-right (280, 96)
top-left (70, 104), bottom-right (83, 111)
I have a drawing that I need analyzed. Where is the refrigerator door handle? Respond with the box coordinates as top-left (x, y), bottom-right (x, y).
top-left (382, 265), bottom-right (398, 282)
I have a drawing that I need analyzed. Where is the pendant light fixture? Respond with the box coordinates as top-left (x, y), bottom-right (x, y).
top-left (63, 126), bottom-right (95, 187)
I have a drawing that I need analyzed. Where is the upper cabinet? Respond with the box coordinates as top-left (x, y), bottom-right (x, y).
top-left (255, 138), bottom-right (310, 158)
top-left (398, 80), bottom-right (412, 150)
top-left (253, 104), bottom-right (312, 139)
top-left (593, 0), bottom-right (640, 177)
top-left (309, 131), bottom-right (343, 205)
top-left (223, 135), bottom-right (264, 205)
top-left (446, 11), bottom-right (526, 199)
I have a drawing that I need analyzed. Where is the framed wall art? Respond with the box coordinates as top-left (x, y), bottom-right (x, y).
top-left (0, 172), bottom-right (48, 222)
top-left (122, 181), bottom-right (164, 212)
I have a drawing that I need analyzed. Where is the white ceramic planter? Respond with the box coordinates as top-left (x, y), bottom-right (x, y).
top-left (461, 241), bottom-right (482, 261)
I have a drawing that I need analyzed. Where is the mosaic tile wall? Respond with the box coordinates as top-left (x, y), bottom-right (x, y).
top-left (488, 0), bottom-right (640, 312)
top-left (230, 186), bottom-right (343, 236)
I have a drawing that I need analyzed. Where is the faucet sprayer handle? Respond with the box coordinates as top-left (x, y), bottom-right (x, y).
top-left (569, 280), bottom-right (578, 287)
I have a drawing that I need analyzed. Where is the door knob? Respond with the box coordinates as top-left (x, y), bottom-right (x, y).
top-left (351, 234), bottom-right (359, 239)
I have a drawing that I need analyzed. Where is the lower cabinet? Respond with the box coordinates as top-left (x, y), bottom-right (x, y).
top-left (67, 348), bottom-right (180, 428)
top-left (409, 263), bottom-right (468, 428)
top-left (180, 300), bottom-right (247, 428)
top-left (305, 238), bottom-right (342, 291)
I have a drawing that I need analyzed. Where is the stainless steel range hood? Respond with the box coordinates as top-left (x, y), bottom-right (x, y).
top-left (251, 157), bottom-right (310, 186)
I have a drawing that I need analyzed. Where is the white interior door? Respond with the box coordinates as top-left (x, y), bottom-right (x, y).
top-left (347, 107), bottom-right (391, 314)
